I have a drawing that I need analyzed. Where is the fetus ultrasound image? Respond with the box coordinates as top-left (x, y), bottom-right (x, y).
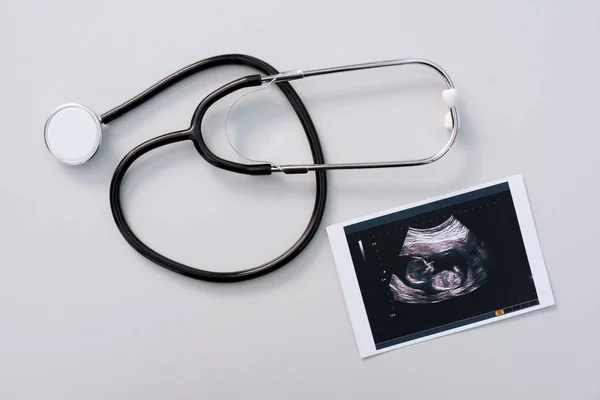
top-left (344, 183), bottom-right (539, 349)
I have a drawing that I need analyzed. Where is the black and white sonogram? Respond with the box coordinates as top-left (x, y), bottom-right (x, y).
top-left (389, 215), bottom-right (490, 304)
top-left (328, 176), bottom-right (555, 357)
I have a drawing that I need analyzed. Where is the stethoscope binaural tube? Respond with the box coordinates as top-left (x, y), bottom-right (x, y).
top-left (189, 58), bottom-right (459, 176)
top-left (107, 55), bottom-right (328, 282)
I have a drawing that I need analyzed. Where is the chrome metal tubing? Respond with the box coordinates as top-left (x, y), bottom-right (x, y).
top-left (263, 58), bottom-right (459, 174)
top-left (262, 58), bottom-right (454, 86)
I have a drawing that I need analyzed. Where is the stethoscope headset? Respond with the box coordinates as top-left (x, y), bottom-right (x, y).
top-left (43, 54), bottom-right (459, 283)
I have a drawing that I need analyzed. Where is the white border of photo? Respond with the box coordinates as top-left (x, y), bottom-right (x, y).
top-left (326, 174), bottom-right (555, 358)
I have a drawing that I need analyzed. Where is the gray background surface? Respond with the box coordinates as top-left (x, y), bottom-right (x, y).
top-left (2, 1), bottom-right (598, 398)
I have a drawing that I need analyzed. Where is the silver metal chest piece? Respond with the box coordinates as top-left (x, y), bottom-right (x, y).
top-left (44, 103), bottom-right (102, 165)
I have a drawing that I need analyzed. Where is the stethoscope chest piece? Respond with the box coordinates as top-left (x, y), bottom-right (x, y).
top-left (44, 103), bottom-right (103, 165)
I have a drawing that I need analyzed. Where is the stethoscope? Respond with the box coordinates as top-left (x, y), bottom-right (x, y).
top-left (43, 54), bottom-right (459, 282)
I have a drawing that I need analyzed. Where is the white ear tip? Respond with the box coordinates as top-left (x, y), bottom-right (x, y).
top-left (44, 104), bottom-right (103, 165)
top-left (442, 88), bottom-right (458, 108)
top-left (444, 111), bottom-right (453, 130)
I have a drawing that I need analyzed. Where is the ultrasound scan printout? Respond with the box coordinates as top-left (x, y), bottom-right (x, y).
top-left (327, 175), bottom-right (555, 358)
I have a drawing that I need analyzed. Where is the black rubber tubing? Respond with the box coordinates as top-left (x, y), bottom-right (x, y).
top-left (108, 54), bottom-right (327, 282)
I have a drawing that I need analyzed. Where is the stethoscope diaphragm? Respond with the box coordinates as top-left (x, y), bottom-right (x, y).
top-left (44, 103), bottom-right (102, 165)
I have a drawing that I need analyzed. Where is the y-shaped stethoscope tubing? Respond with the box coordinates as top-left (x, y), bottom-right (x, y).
top-left (108, 55), bottom-right (328, 282)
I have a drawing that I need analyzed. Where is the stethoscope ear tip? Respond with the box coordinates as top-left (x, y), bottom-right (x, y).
top-left (444, 111), bottom-right (454, 130)
top-left (44, 103), bottom-right (103, 166)
top-left (442, 88), bottom-right (458, 108)
top-left (442, 89), bottom-right (458, 131)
